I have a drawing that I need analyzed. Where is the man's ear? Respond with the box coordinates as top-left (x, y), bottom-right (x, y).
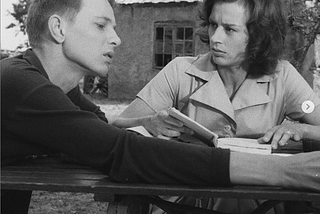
top-left (48, 15), bottom-right (66, 44)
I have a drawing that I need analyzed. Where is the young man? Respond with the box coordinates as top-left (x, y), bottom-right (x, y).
top-left (1, 0), bottom-right (319, 213)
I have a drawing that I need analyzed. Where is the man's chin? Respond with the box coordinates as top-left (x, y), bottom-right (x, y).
top-left (92, 67), bottom-right (109, 77)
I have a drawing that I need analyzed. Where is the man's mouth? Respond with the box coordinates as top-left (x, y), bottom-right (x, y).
top-left (104, 51), bottom-right (115, 63)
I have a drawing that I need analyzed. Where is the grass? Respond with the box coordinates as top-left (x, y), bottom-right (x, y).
top-left (82, 93), bottom-right (133, 105)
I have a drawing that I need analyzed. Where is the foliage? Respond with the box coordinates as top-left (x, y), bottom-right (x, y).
top-left (286, 0), bottom-right (320, 70)
top-left (1, 50), bottom-right (11, 60)
top-left (6, 0), bottom-right (30, 34)
top-left (5, 0), bottom-right (31, 50)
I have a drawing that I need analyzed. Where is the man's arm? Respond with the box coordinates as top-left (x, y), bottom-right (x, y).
top-left (67, 85), bottom-right (108, 123)
top-left (108, 132), bottom-right (320, 192)
top-left (229, 151), bottom-right (320, 192)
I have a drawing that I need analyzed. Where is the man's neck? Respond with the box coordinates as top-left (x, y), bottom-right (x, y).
top-left (33, 47), bottom-right (84, 94)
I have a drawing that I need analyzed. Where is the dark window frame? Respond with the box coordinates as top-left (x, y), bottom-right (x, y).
top-left (154, 22), bottom-right (195, 69)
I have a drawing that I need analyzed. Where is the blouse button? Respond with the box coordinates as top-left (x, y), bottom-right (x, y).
top-left (224, 125), bottom-right (232, 131)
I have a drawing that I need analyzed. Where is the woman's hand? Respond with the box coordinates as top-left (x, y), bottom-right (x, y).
top-left (258, 123), bottom-right (304, 149)
top-left (144, 109), bottom-right (194, 139)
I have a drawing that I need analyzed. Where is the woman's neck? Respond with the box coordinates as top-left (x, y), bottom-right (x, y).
top-left (217, 65), bottom-right (248, 99)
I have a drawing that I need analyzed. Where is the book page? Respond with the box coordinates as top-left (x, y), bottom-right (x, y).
top-left (217, 138), bottom-right (272, 155)
top-left (217, 138), bottom-right (294, 156)
top-left (126, 126), bottom-right (153, 137)
top-left (168, 107), bottom-right (218, 146)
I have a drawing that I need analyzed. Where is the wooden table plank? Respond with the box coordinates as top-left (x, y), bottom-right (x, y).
top-left (2, 157), bottom-right (320, 202)
top-left (2, 171), bottom-right (107, 180)
top-left (2, 176), bottom-right (320, 201)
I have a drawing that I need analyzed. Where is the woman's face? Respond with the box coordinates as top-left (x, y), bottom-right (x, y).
top-left (208, 2), bottom-right (249, 68)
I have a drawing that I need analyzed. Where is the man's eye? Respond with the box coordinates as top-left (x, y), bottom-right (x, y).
top-left (209, 22), bottom-right (217, 30)
top-left (209, 22), bottom-right (217, 27)
top-left (96, 23), bottom-right (106, 29)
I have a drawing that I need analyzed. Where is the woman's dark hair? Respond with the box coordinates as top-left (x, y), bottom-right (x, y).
top-left (199, 0), bottom-right (288, 76)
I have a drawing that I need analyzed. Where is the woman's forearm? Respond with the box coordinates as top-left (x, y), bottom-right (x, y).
top-left (112, 116), bottom-right (152, 128)
top-left (301, 124), bottom-right (320, 140)
top-left (112, 98), bottom-right (158, 128)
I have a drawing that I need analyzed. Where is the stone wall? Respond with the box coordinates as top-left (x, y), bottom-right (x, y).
top-left (314, 36), bottom-right (320, 97)
top-left (109, 2), bottom-right (208, 99)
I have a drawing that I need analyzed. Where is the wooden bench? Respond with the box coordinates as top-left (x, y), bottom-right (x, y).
top-left (2, 156), bottom-right (320, 214)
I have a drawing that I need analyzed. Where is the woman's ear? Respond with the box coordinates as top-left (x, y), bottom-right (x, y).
top-left (48, 15), bottom-right (66, 44)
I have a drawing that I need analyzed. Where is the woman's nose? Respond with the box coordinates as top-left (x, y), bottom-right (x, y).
top-left (210, 27), bottom-right (224, 44)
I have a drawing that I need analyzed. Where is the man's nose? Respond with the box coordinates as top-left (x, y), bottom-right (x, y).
top-left (109, 29), bottom-right (121, 47)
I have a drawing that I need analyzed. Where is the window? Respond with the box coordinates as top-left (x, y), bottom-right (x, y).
top-left (154, 23), bottom-right (194, 68)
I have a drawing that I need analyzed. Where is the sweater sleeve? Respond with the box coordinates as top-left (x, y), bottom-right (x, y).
top-left (1, 61), bottom-right (231, 187)
top-left (107, 133), bottom-right (231, 186)
top-left (67, 86), bottom-right (108, 123)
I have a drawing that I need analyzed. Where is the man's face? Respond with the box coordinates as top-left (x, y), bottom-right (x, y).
top-left (62, 0), bottom-right (121, 77)
top-left (208, 2), bottom-right (249, 68)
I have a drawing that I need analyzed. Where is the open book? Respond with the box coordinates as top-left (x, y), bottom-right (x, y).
top-left (128, 108), bottom-right (304, 155)
top-left (167, 107), bottom-right (219, 146)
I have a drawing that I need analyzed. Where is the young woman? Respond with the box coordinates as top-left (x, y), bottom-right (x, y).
top-left (113, 0), bottom-right (320, 213)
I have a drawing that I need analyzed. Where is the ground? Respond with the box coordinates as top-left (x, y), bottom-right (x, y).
top-left (29, 192), bottom-right (109, 213)
top-left (29, 95), bottom-right (130, 214)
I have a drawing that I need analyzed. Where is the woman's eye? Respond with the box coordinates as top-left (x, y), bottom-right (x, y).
top-left (226, 27), bottom-right (235, 32)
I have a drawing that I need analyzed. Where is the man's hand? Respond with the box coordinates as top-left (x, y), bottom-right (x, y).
top-left (258, 124), bottom-right (304, 149)
top-left (144, 109), bottom-right (194, 139)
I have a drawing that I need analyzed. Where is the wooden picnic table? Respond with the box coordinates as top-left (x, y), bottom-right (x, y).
top-left (2, 155), bottom-right (320, 214)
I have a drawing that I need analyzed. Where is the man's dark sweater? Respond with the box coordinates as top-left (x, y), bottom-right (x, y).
top-left (1, 49), bottom-right (230, 186)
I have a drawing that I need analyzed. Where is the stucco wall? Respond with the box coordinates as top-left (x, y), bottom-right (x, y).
top-left (109, 2), bottom-right (209, 99)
